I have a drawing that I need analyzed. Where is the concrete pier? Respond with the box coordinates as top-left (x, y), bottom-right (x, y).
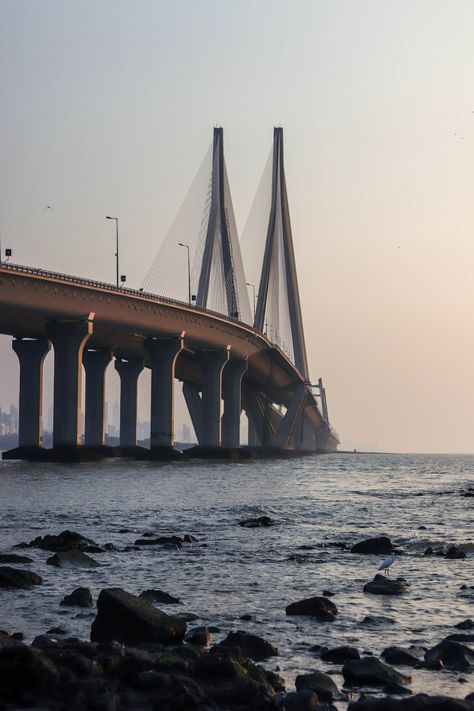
top-left (145, 334), bottom-right (184, 452)
top-left (199, 347), bottom-right (230, 446)
top-left (12, 338), bottom-right (51, 448)
top-left (221, 357), bottom-right (247, 447)
top-left (48, 316), bottom-right (94, 448)
top-left (114, 357), bottom-right (144, 448)
top-left (83, 349), bottom-right (112, 446)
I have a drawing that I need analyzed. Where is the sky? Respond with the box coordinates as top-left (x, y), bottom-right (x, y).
top-left (1, 0), bottom-right (473, 453)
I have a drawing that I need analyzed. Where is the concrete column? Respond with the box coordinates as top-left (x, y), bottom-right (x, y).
top-left (199, 347), bottom-right (230, 447)
top-left (12, 338), bottom-right (51, 448)
top-left (48, 316), bottom-right (94, 448)
top-left (221, 358), bottom-right (247, 448)
top-left (114, 357), bottom-right (144, 447)
top-left (145, 334), bottom-right (184, 449)
top-left (83, 349), bottom-right (112, 446)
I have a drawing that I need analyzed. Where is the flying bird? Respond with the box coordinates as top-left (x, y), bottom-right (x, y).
top-left (378, 552), bottom-right (395, 578)
top-left (43, 206), bottom-right (54, 212)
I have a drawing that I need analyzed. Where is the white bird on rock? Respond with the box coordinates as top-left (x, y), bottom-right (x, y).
top-left (378, 552), bottom-right (395, 578)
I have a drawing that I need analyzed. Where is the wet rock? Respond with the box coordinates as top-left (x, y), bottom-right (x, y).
top-left (342, 656), bottom-right (411, 688)
top-left (381, 646), bottom-right (422, 667)
top-left (217, 630), bottom-right (278, 660)
top-left (0, 638), bottom-right (60, 706)
top-left (60, 587), bottom-right (93, 607)
top-left (185, 626), bottom-right (213, 646)
top-left (348, 694), bottom-right (474, 710)
top-left (239, 515), bottom-right (275, 528)
top-left (295, 669), bottom-right (338, 701)
top-left (417, 525), bottom-right (427, 530)
top-left (350, 536), bottom-right (393, 554)
top-left (134, 535), bottom-right (183, 548)
top-left (240, 613), bottom-right (253, 621)
top-left (205, 677), bottom-right (275, 708)
top-left (424, 546), bottom-right (433, 556)
top-left (0, 553), bottom-right (33, 564)
top-left (0, 566), bottom-right (43, 588)
top-left (47, 550), bottom-right (99, 568)
top-left (446, 546), bottom-right (467, 560)
top-left (139, 589), bottom-right (181, 605)
top-left (363, 574), bottom-right (405, 595)
top-left (424, 639), bottom-right (474, 669)
top-left (183, 534), bottom-right (198, 543)
top-left (322, 590), bottom-right (335, 597)
top-left (91, 587), bottom-right (186, 645)
top-left (118, 528), bottom-right (132, 533)
top-left (286, 596), bottom-right (338, 621)
top-left (284, 689), bottom-right (320, 710)
top-left (320, 646), bottom-right (360, 663)
top-left (26, 530), bottom-right (99, 553)
top-left (196, 649), bottom-right (247, 681)
top-left (177, 612), bottom-right (200, 622)
top-left (360, 615), bottom-right (396, 626)
top-left (455, 619), bottom-right (474, 630)
top-left (47, 627), bottom-right (67, 635)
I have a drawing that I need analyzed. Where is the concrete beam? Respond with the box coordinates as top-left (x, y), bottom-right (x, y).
top-left (145, 334), bottom-right (184, 449)
top-left (83, 349), bottom-right (112, 446)
top-left (114, 357), bottom-right (144, 447)
top-left (12, 338), bottom-right (51, 448)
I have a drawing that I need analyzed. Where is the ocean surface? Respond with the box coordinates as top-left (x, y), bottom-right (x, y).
top-left (0, 452), bottom-right (473, 707)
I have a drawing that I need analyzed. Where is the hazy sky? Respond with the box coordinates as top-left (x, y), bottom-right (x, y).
top-left (1, 0), bottom-right (473, 452)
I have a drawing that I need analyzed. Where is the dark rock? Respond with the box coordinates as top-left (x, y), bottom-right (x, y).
top-left (439, 633), bottom-right (474, 644)
top-left (47, 550), bottom-right (99, 568)
top-left (90, 587), bottom-right (186, 645)
top-left (286, 596), bottom-right (338, 621)
top-left (217, 630), bottom-right (278, 660)
top-left (134, 535), bottom-right (183, 548)
top-left (364, 574), bottom-right (405, 595)
top-left (342, 656), bottom-right (411, 688)
top-left (118, 528), bottom-right (132, 533)
top-left (381, 646), bottom-right (422, 667)
top-left (284, 689), bottom-right (320, 710)
top-left (446, 546), bottom-right (467, 560)
top-left (60, 587), bottom-right (93, 607)
top-left (177, 612), bottom-right (200, 622)
top-left (0, 639), bottom-right (60, 704)
top-left (26, 530), bottom-right (98, 553)
top-left (424, 546), bottom-right (433, 556)
top-left (360, 615), bottom-right (396, 626)
top-left (183, 534), bottom-right (198, 543)
top-left (456, 619), bottom-right (474, 630)
top-left (0, 553), bottom-right (33, 564)
top-left (238, 515), bottom-right (275, 528)
top-left (196, 649), bottom-right (247, 681)
top-left (348, 694), bottom-right (474, 710)
top-left (240, 613), bottom-right (253, 621)
top-left (351, 536), bottom-right (393, 554)
top-left (47, 627), bottom-right (67, 635)
top-left (321, 646), bottom-right (360, 663)
top-left (139, 589), bottom-right (181, 605)
top-left (205, 677), bottom-right (275, 708)
top-left (417, 526), bottom-right (427, 530)
top-left (185, 626), bottom-right (213, 646)
top-left (295, 669), bottom-right (338, 700)
top-left (0, 566), bottom-right (43, 588)
top-left (322, 590), bottom-right (335, 597)
top-left (424, 639), bottom-right (474, 669)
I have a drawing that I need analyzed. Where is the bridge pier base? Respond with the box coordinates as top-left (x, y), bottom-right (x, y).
top-left (83, 349), bottom-right (112, 449)
top-left (114, 356), bottom-right (144, 453)
top-left (221, 358), bottom-right (247, 448)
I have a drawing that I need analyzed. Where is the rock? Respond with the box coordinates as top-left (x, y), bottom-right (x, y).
top-left (417, 525), bottom-right (427, 530)
top-left (295, 669), bottom-right (338, 701)
top-left (240, 613), bottom-right (253, 621)
top-left (363, 574), bottom-right (405, 595)
top-left (424, 639), bottom-right (474, 669)
top-left (139, 589), bottom-right (181, 605)
top-left (134, 535), bottom-right (183, 548)
top-left (286, 596), bottom-right (338, 621)
top-left (183, 534), bottom-right (198, 543)
top-left (424, 546), bottom-right (433, 556)
top-left (26, 530), bottom-right (99, 552)
top-left (284, 689), bottom-right (320, 710)
top-left (446, 546), bottom-right (467, 559)
top-left (90, 587), bottom-right (186, 645)
top-left (47, 627), bottom-right (67, 635)
top-left (359, 615), bottom-right (396, 626)
top-left (238, 516), bottom-right (275, 528)
top-left (205, 678), bottom-right (275, 708)
top-left (350, 536), bottom-right (393, 554)
top-left (185, 626), bottom-right (213, 646)
top-left (445, 634), bottom-right (474, 643)
top-left (196, 649), bottom-right (248, 681)
top-left (321, 646), bottom-right (360, 663)
top-left (0, 639), bottom-right (60, 705)
top-left (456, 619), bottom-right (474, 630)
top-left (0, 566), bottom-right (43, 588)
top-left (322, 590), bottom-right (335, 597)
top-left (217, 630), bottom-right (278, 660)
top-left (0, 554), bottom-right (33, 564)
top-left (60, 587), bottom-right (93, 607)
top-left (342, 656), bottom-right (411, 688)
top-left (47, 550), bottom-right (99, 568)
top-left (348, 694), bottom-right (474, 710)
top-left (381, 646), bottom-right (422, 667)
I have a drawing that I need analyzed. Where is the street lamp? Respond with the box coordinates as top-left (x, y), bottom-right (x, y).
top-left (246, 282), bottom-right (256, 322)
top-left (178, 242), bottom-right (191, 305)
top-left (105, 216), bottom-right (119, 288)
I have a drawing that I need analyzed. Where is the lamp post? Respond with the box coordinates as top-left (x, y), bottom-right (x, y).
top-left (178, 242), bottom-right (191, 305)
top-left (105, 216), bottom-right (119, 288)
top-left (246, 282), bottom-right (256, 322)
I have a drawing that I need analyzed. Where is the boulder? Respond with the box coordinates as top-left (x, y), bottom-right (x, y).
top-left (217, 630), bottom-right (278, 660)
top-left (320, 646), bottom-right (360, 663)
top-left (0, 566), bottom-right (43, 588)
top-left (295, 669), bottom-right (338, 701)
top-left (0, 639), bottom-right (60, 703)
top-left (0, 554), bottom-right (33, 564)
top-left (351, 537), bottom-right (393, 554)
top-left (134, 535), bottom-right (183, 548)
top-left (286, 596), bottom-right (338, 621)
top-left (205, 678), bottom-right (275, 708)
top-left (90, 588), bottom-right (186, 645)
top-left (342, 657), bottom-right (411, 688)
top-left (381, 646), bottom-right (422, 667)
top-left (348, 694), bottom-right (474, 710)
top-left (185, 626), bottom-right (213, 646)
top-left (446, 546), bottom-right (467, 560)
top-left (364, 574), bottom-right (405, 595)
top-left (455, 619), bottom-right (474, 630)
top-left (60, 587), bottom-right (93, 607)
top-left (424, 639), bottom-right (474, 669)
top-left (283, 689), bottom-right (320, 710)
top-left (47, 550), bottom-right (99, 568)
top-left (26, 530), bottom-right (99, 552)
top-left (359, 615), bottom-right (396, 626)
top-left (238, 516), bottom-right (275, 528)
top-left (139, 589), bottom-right (181, 605)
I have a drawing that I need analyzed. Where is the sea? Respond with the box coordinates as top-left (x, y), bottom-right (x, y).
top-left (0, 452), bottom-right (473, 707)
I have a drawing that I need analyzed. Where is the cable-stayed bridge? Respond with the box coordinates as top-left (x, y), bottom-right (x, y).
top-left (0, 128), bottom-right (338, 460)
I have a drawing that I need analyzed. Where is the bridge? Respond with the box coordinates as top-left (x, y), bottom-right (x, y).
top-left (0, 128), bottom-right (338, 460)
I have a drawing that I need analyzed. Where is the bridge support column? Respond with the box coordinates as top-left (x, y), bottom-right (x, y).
top-left (115, 357), bottom-right (144, 448)
top-left (221, 358), bottom-right (247, 448)
top-left (83, 349), bottom-right (112, 446)
top-left (145, 334), bottom-right (184, 452)
top-left (199, 347), bottom-right (230, 447)
top-left (49, 316), bottom-right (94, 448)
top-left (12, 338), bottom-right (51, 448)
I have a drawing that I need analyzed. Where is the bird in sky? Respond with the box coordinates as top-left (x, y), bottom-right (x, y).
top-left (43, 206), bottom-right (53, 212)
top-left (378, 552), bottom-right (395, 578)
